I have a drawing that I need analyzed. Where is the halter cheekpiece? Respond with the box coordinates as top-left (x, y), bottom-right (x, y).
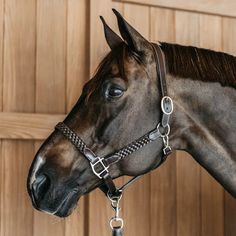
top-left (55, 43), bottom-right (173, 235)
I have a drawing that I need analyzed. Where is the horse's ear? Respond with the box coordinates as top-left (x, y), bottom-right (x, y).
top-left (112, 8), bottom-right (151, 56)
top-left (100, 16), bottom-right (123, 49)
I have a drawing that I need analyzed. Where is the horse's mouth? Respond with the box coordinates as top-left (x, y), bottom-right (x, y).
top-left (29, 189), bottom-right (81, 218)
top-left (53, 191), bottom-right (80, 217)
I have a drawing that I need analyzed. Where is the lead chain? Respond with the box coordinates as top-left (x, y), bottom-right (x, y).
top-left (108, 194), bottom-right (124, 230)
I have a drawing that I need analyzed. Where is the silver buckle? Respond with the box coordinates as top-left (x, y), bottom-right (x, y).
top-left (90, 157), bottom-right (109, 179)
top-left (161, 96), bottom-right (173, 115)
top-left (163, 146), bottom-right (172, 155)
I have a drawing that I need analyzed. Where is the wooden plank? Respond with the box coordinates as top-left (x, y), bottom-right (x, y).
top-left (0, 0), bottom-right (3, 112)
top-left (3, 0), bottom-right (36, 112)
top-left (66, 0), bottom-right (89, 110)
top-left (222, 17), bottom-right (236, 236)
top-left (36, 0), bottom-right (66, 114)
top-left (64, 199), bottom-right (86, 236)
top-left (34, 1), bottom-right (67, 235)
top-left (124, 3), bottom-right (149, 38)
top-left (122, 4), bottom-right (151, 236)
top-left (120, 0), bottom-right (236, 18)
top-left (176, 152), bottom-right (201, 236)
top-left (89, 1), bottom-right (124, 235)
top-left (65, 0), bottom-right (89, 235)
top-left (150, 8), bottom-right (175, 43)
top-left (1, 0), bottom-right (36, 235)
top-left (0, 112), bottom-right (64, 139)
top-left (199, 14), bottom-right (224, 236)
top-left (175, 11), bottom-right (201, 236)
top-left (200, 15), bottom-right (222, 50)
top-left (224, 193), bottom-right (236, 235)
top-left (150, 7), bottom-right (176, 236)
top-left (0, 0), bottom-right (4, 232)
top-left (1, 141), bottom-right (35, 236)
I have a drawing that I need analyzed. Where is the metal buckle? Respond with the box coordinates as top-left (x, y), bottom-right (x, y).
top-left (161, 96), bottom-right (173, 115)
top-left (162, 135), bottom-right (172, 155)
top-left (90, 157), bottom-right (109, 179)
top-left (163, 146), bottom-right (172, 155)
top-left (108, 192), bottom-right (124, 229)
top-left (110, 217), bottom-right (124, 229)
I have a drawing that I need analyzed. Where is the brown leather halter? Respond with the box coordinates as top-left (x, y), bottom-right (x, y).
top-left (55, 43), bottom-right (173, 235)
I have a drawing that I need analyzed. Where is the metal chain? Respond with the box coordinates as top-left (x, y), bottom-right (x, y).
top-left (108, 193), bottom-right (124, 229)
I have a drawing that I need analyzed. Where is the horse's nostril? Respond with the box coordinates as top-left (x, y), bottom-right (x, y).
top-left (32, 174), bottom-right (51, 203)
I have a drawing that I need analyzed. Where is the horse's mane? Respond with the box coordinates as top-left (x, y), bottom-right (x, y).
top-left (160, 42), bottom-right (236, 89)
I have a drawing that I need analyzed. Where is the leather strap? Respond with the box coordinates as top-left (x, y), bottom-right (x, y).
top-left (151, 43), bottom-right (168, 97)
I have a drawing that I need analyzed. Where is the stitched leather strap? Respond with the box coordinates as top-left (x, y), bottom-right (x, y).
top-left (151, 43), bottom-right (168, 97)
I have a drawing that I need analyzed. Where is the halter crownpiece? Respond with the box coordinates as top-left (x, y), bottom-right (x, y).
top-left (55, 43), bottom-right (173, 235)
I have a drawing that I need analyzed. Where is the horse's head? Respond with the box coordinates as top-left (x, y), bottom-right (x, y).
top-left (27, 10), bottom-right (172, 217)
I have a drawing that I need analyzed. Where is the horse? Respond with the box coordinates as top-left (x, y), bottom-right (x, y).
top-left (27, 9), bottom-right (236, 221)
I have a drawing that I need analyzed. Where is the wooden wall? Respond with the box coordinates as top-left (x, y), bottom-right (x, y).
top-left (0, 0), bottom-right (235, 235)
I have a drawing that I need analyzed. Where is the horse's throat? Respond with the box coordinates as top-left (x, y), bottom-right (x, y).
top-left (168, 75), bottom-right (236, 197)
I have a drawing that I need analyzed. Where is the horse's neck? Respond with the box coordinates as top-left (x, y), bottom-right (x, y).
top-left (168, 75), bottom-right (236, 197)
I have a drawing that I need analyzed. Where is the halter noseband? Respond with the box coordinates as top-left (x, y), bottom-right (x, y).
top-left (55, 43), bottom-right (173, 198)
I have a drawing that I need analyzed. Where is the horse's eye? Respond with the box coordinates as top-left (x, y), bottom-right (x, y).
top-left (105, 85), bottom-right (124, 100)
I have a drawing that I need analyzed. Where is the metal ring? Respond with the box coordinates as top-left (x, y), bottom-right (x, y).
top-left (161, 96), bottom-right (173, 115)
top-left (156, 123), bottom-right (170, 138)
top-left (107, 191), bottom-right (122, 203)
top-left (110, 217), bottom-right (124, 229)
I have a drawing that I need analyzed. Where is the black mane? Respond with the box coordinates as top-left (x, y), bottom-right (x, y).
top-left (161, 42), bottom-right (236, 89)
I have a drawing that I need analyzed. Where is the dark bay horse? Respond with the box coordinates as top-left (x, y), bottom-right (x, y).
top-left (27, 9), bottom-right (236, 218)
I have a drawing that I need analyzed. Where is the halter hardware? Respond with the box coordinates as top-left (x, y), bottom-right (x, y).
top-left (90, 157), bottom-right (109, 179)
top-left (108, 193), bottom-right (124, 230)
top-left (55, 43), bottom-right (173, 236)
top-left (161, 96), bottom-right (173, 115)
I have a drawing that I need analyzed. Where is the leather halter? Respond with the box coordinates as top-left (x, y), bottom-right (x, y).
top-left (55, 43), bottom-right (173, 198)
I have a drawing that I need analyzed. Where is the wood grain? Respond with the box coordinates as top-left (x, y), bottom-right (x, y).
top-left (64, 200), bottom-right (86, 236)
top-left (0, 1), bottom-right (3, 232)
top-left (0, 112), bottom-right (64, 139)
top-left (150, 7), bottom-right (175, 44)
top-left (34, 0), bottom-right (67, 235)
top-left (0, 1), bottom-right (235, 236)
top-left (1, 141), bottom-right (34, 236)
top-left (199, 14), bottom-right (224, 236)
top-left (0, 0), bottom-right (3, 112)
top-left (1, 0), bottom-right (36, 235)
top-left (222, 17), bottom-right (236, 236)
top-left (150, 8), bottom-right (177, 236)
top-left (120, 0), bottom-right (236, 18)
top-left (66, 0), bottom-right (89, 110)
top-left (36, 0), bottom-right (66, 114)
top-left (3, 0), bottom-right (36, 112)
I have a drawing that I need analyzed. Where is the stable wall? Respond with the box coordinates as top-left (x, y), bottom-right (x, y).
top-left (0, 0), bottom-right (235, 235)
